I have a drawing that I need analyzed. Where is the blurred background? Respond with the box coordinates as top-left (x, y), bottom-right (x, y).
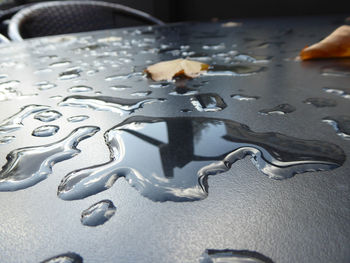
top-left (1, 0), bottom-right (349, 22)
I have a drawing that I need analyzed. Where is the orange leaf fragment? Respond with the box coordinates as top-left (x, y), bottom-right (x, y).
top-left (300, 25), bottom-right (350, 60)
top-left (145, 59), bottom-right (209, 81)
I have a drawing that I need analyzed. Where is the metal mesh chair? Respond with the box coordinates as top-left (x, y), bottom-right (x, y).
top-left (8, 1), bottom-right (165, 41)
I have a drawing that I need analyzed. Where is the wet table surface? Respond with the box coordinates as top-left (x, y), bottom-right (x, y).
top-left (0, 15), bottom-right (349, 263)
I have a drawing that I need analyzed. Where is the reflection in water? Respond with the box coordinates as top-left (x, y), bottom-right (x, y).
top-left (57, 116), bottom-right (345, 202)
top-left (0, 126), bottom-right (100, 191)
top-left (200, 249), bottom-right (274, 263)
top-left (34, 110), bottom-right (62, 122)
top-left (58, 95), bottom-right (164, 115)
top-left (40, 252), bottom-right (83, 263)
top-left (32, 125), bottom-right (59, 137)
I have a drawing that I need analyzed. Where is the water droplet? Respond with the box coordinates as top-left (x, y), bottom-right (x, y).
top-left (321, 64), bottom-right (350, 77)
top-left (259, 104), bottom-right (295, 115)
top-left (68, 85), bottom-right (93, 93)
top-left (303, 97), bottom-right (337, 107)
top-left (58, 95), bottom-right (164, 115)
top-left (323, 87), bottom-right (350, 99)
top-left (50, 95), bottom-right (63, 100)
top-left (34, 110), bottom-right (62, 122)
top-left (98, 36), bottom-right (122, 43)
top-left (0, 136), bottom-right (15, 145)
top-left (105, 72), bottom-right (144, 81)
top-left (149, 83), bottom-right (170, 89)
top-left (191, 94), bottom-right (227, 112)
top-left (67, 115), bottom-right (89, 123)
top-left (50, 61), bottom-right (71, 67)
top-left (36, 81), bottom-right (57, 90)
top-left (200, 249), bottom-right (274, 263)
top-left (202, 43), bottom-right (226, 50)
top-left (40, 252), bottom-right (83, 263)
top-left (59, 68), bottom-right (82, 80)
top-left (57, 116), bottom-right (344, 202)
top-left (233, 54), bottom-right (270, 63)
top-left (0, 126), bottom-right (99, 191)
top-left (231, 94), bottom-right (259, 101)
top-left (81, 200), bottom-right (116, 227)
top-left (32, 125), bottom-right (59, 137)
top-left (0, 80), bottom-right (20, 89)
top-left (203, 65), bottom-right (265, 77)
top-left (0, 105), bottom-right (50, 134)
top-left (323, 115), bottom-right (350, 140)
top-left (131, 91), bottom-right (151, 96)
top-left (110, 85), bottom-right (132, 91)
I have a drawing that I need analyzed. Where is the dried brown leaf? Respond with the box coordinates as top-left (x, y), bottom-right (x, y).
top-left (300, 25), bottom-right (350, 60)
top-left (145, 59), bottom-right (209, 81)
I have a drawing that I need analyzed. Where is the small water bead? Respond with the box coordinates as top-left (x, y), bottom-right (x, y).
top-left (67, 115), bottom-right (89, 123)
top-left (81, 200), bottom-right (116, 227)
top-left (191, 93), bottom-right (227, 112)
top-left (303, 98), bottom-right (337, 107)
top-left (259, 103), bottom-right (295, 115)
top-left (202, 43), bottom-right (226, 50)
top-left (59, 68), bottom-right (82, 80)
top-left (34, 110), bottom-right (62, 122)
top-left (323, 115), bottom-right (350, 140)
top-left (36, 81), bottom-right (57, 91)
top-left (50, 61), bottom-right (71, 67)
top-left (231, 94), bottom-right (260, 101)
top-left (200, 249), bottom-right (274, 263)
top-left (323, 87), bottom-right (350, 99)
top-left (0, 136), bottom-right (15, 145)
top-left (40, 252), bottom-right (83, 263)
top-left (321, 65), bottom-right (350, 77)
top-left (105, 72), bottom-right (144, 81)
top-left (0, 126), bottom-right (99, 191)
top-left (32, 125), bottom-right (59, 137)
top-left (49, 95), bottom-right (63, 100)
top-left (68, 85), bottom-right (93, 93)
top-left (110, 85), bottom-right (132, 91)
top-left (149, 83), bottom-right (170, 89)
top-left (131, 91), bottom-right (151, 96)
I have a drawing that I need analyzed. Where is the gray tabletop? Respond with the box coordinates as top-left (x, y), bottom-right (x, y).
top-left (0, 15), bottom-right (349, 263)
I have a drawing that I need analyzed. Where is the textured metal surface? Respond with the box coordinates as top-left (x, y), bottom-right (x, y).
top-left (0, 15), bottom-right (349, 263)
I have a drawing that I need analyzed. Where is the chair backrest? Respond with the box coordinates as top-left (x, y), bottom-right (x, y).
top-left (8, 0), bottom-right (164, 41)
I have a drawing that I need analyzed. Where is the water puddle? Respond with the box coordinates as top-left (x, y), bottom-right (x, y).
top-left (259, 104), bottom-right (295, 115)
top-left (57, 116), bottom-right (344, 202)
top-left (303, 98), bottom-right (337, 107)
top-left (0, 105), bottom-right (49, 134)
top-left (41, 252), bottom-right (83, 263)
top-left (323, 115), bottom-right (350, 140)
top-left (58, 95), bottom-right (164, 115)
top-left (67, 115), bottom-right (89, 123)
top-left (323, 87), bottom-right (350, 99)
top-left (190, 94), bottom-right (226, 112)
top-left (0, 126), bottom-right (99, 191)
top-left (231, 94), bottom-right (259, 101)
top-left (32, 125), bottom-right (59, 137)
top-left (68, 85), bottom-right (93, 93)
top-left (34, 110), bottom-right (62, 122)
top-left (200, 249), bottom-right (274, 263)
top-left (81, 200), bottom-right (116, 227)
